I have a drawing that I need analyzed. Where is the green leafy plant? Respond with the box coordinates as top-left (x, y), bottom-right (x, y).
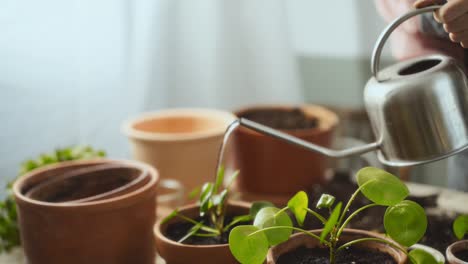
top-left (0, 145), bottom-right (106, 252)
top-left (162, 166), bottom-right (252, 243)
top-left (229, 167), bottom-right (437, 264)
top-left (453, 214), bottom-right (468, 240)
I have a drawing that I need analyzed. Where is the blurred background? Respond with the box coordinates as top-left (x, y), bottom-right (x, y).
top-left (0, 0), bottom-right (446, 192)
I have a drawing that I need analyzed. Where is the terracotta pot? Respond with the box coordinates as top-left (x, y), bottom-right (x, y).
top-left (154, 201), bottom-right (250, 264)
top-left (267, 229), bottom-right (407, 264)
top-left (234, 105), bottom-right (338, 195)
top-left (122, 108), bottom-right (236, 194)
top-left (13, 159), bottom-right (159, 264)
top-left (446, 240), bottom-right (468, 264)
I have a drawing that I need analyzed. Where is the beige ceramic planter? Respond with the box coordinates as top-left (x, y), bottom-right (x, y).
top-left (267, 229), bottom-right (407, 264)
top-left (154, 201), bottom-right (250, 264)
top-left (13, 159), bottom-right (159, 264)
top-left (234, 104), bottom-right (338, 195)
top-left (446, 240), bottom-right (468, 264)
top-left (122, 108), bottom-right (236, 194)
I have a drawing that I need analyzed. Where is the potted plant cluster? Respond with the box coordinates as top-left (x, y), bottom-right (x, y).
top-left (446, 214), bottom-right (468, 263)
top-left (154, 167), bottom-right (253, 264)
top-left (228, 167), bottom-right (439, 264)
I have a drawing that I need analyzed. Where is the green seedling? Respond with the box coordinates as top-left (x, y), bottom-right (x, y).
top-left (229, 167), bottom-right (437, 264)
top-left (453, 214), bottom-right (468, 240)
top-left (0, 145), bottom-right (106, 252)
top-left (162, 167), bottom-right (252, 243)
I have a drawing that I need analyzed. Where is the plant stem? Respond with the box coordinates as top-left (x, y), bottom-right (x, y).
top-left (336, 237), bottom-right (407, 255)
top-left (177, 214), bottom-right (220, 234)
top-left (336, 180), bottom-right (374, 229)
top-left (249, 226), bottom-right (331, 247)
top-left (274, 207), bottom-right (289, 217)
top-left (304, 208), bottom-right (327, 224)
top-left (192, 233), bottom-right (220, 237)
top-left (336, 203), bottom-right (380, 239)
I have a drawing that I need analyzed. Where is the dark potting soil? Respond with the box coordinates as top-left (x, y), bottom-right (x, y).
top-left (304, 171), bottom-right (458, 253)
top-left (276, 246), bottom-right (396, 264)
top-left (165, 215), bottom-right (250, 245)
top-left (239, 108), bottom-right (319, 130)
top-left (454, 249), bottom-right (468, 262)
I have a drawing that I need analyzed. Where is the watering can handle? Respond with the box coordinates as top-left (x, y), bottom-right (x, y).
top-left (371, 5), bottom-right (442, 81)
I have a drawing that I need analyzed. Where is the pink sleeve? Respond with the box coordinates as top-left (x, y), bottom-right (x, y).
top-left (374, 0), bottom-right (462, 61)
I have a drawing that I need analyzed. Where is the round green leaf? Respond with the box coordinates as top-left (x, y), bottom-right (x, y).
top-left (250, 201), bottom-right (275, 218)
top-left (320, 202), bottom-right (342, 243)
top-left (357, 167), bottom-right (409, 206)
top-left (287, 191), bottom-right (308, 226)
top-left (254, 207), bottom-right (292, 246)
top-left (408, 248), bottom-right (439, 264)
top-left (453, 215), bottom-right (468, 240)
top-left (229, 225), bottom-right (268, 264)
top-left (384, 200), bottom-right (427, 247)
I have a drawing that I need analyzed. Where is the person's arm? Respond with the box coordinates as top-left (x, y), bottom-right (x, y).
top-left (375, 0), bottom-right (464, 61)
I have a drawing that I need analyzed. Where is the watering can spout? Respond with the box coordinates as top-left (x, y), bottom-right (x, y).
top-left (238, 118), bottom-right (381, 158)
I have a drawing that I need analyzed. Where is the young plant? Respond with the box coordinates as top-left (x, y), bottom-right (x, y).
top-left (229, 167), bottom-right (437, 264)
top-left (453, 214), bottom-right (468, 240)
top-left (162, 167), bottom-right (252, 243)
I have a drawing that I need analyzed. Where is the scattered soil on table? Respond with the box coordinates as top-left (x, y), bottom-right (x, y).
top-left (303, 171), bottom-right (458, 253)
top-left (454, 249), bottom-right (468, 262)
top-left (276, 246), bottom-right (396, 264)
top-left (165, 215), bottom-right (250, 245)
top-left (238, 108), bottom-right (319, 130)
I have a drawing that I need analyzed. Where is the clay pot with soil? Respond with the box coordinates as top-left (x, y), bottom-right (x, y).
top-left (154, 201), bottom-right (250, 264)
top-left (13, 159), bottom-right (159, 264)
top-left (447, 240), bottom-right (468, 264)
top-left (233, 105), bottom-right (338, 195)
top-left (122, 108), bottom-right (236, 194)
top-left (267, 229), bottom-right (406, 264)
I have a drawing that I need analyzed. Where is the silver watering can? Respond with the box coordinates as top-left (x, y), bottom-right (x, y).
top-left (234, 5), bottom-right (468, 167)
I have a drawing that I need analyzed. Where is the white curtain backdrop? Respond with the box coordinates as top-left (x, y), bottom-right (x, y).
top-left (0, 0), bottom-right (302, 188)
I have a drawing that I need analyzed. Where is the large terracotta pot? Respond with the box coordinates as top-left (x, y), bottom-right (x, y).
top-left (267, 229), bottom-right (407, 264)
top-left (122, 108), bottom-right (236, 194)
top-left (234, 105), bottom-right (338, 195)
top-left (446, 240), bottom-right (468, 264)
top-left (13, 159), bottom-right (159, 264)
top-left (154, 201), bottom-right (250, 264)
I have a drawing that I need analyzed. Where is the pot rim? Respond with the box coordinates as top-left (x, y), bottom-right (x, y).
top-left (446, 240), bottom-right (468, 263)
top-left (13, 159), bottom-right (159, 211)
top-left (154, 200), bottom-right (251, 249)
top-left (234, 104), bottom-right (339, 138)
top-left (121, 108), bottom-right (236, 142)
top-left (410, 243), bottom-right (446, 263)
top-left (266, 228), bottom-right (407, 263)
top-left (24, 163), bottom-right (149, 204)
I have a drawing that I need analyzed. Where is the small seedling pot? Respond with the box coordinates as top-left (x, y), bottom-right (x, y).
top-left (13, 159), bottom-right (159, 264)
top-left (267, 229), bottom-right (407, 264)
top-left (410, 244), bottom-right (445, 263)
top-left (122, 108), bottom-right (236, 194)
top-left (154, 201), bottom-right (250, 264)
top-left (446, 240), bottom-right (468, 264)
top-left (233, 104), bottom-right (338, 195)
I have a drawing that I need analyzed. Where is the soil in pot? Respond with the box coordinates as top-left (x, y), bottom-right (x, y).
top-left (165, 215), bottom-right (250, 245)
top-left (25, 165), bottom-right (144, 203)
top-left (276, 246), bottom-right (396, 264)
top-left (239, 108), bottom-right (318, 130)
top-left (454, 249), bottom-right (468, 261)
